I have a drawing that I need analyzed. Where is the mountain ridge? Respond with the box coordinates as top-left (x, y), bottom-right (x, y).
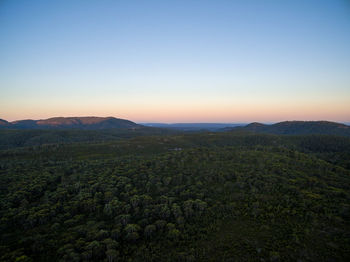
top-left (1, 118), bottom-right (350, 136)
top-left (0, 119), bottom-right (10, 126)
top-left (227, 120), bottom-right (350, 137)
top-left (1, 116), bottom-right (140, 130)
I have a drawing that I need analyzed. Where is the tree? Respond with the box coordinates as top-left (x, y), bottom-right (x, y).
top-left (106, 249), bottom-right (119, 262)
top-left (144, 224), bottom-right (156, 239)
top-left (125, 224), bottom-right (141, 241)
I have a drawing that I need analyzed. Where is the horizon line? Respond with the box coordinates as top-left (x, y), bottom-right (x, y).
top-left (1, 116), bottom-right (349, 125)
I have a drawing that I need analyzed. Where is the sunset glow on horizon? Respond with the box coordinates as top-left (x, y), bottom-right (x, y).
top-left (1, 0), bottom-right (350, 123)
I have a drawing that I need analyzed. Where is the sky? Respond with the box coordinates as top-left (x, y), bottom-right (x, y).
top-left (1, 0), bottom-right (350, 123)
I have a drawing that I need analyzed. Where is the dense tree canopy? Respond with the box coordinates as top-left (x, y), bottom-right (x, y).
top-left (0, 132), bottom-right (349, 261)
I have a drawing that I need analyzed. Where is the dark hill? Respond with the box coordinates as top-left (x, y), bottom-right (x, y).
top-left (0, 119), bottom-right (10, 126)
top-left (11, 120), bottom-right (38, 129)
top-left (231, 121), bottom-right (350, 137)
top-left (244, 122), bottom-right (266, 131)
top-left (143, 123), bottom-right (245, 131)
top-left (4, 117), bottom-right (140, 130)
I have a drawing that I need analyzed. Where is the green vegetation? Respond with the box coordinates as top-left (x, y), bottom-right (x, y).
top-left (0, 131), bottom-right (349, 261)
top-left (0, 128), bottom-right (177, 150)
top-left (231, 121), bottom-right (350, 137)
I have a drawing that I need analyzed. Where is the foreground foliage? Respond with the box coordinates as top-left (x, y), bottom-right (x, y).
top-left (0, 132), bottom-right (349, 261)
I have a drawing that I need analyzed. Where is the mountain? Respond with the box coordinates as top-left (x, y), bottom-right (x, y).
top-left (0, 119), bottom-right (10, 127)
top-left (11, 120), bottom-right (39, 129)
top-left (229, 121), bottom-right (350, 137)
top-left (2, 117), bottom-right (141, 130)
top-left (142, 123), bottom-right (245, 131)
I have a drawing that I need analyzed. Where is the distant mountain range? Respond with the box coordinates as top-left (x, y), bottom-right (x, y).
top-left (142, 123), bottom-right (245, 131)
top-left (226, 121), bottom-right (350, 137)
top-left (1, 117), bottom-right (349, 137)
top-left (0, 117), bottom-right (140, 130)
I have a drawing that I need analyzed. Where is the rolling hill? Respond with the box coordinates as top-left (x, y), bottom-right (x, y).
top-left (0, 119), bottom-right (10, 127)
top-left (1, 116), bottom-right (140, 130)
top-left (142, 123), bottom-right (245, 131)
top-left (228, 121), bottom-right (350, 137)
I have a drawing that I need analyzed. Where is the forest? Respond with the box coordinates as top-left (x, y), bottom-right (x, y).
top-left (0, 130), bottom-right (349, 261)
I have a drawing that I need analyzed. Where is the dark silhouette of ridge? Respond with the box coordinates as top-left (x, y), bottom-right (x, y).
top-left (228, 121), bottom-right (350, 137)
top-left (142, 123), bottom-right (244, 131)
top-left (1, 118), bottom-right (349, 136)
top-left (0, 119), bottom-right (10, 126)
top-left (2, 116), bottom-right (140, 130)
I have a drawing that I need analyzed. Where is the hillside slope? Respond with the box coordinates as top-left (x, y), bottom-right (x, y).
top-left (229, 121), bottom-right (350, 137)
top-left (1, 117), bottom-right (140, 130)
top-left (0, 119), bottom-right (10, 127)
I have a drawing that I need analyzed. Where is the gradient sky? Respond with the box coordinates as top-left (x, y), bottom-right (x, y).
top-left (1, 0), bottom-right (350, 123)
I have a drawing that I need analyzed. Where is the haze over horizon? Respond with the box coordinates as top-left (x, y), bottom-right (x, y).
top-left (0, 116), bottom-right (350, 126)
top-left (1, 0), bottom-right (350, 123)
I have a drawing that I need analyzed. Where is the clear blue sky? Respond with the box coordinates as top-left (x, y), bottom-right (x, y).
top-left (1, 0), bottom-right (349, 122)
